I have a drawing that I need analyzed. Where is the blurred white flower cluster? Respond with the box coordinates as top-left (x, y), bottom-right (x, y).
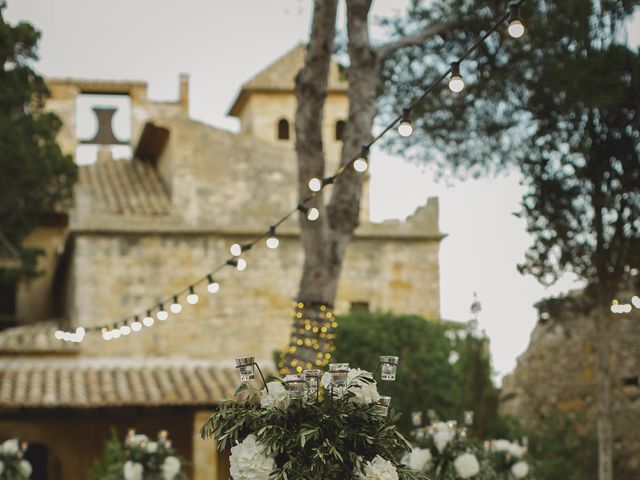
top-left (229, 434), bottom-right (276, 480)
top-left (357, 454), bottom-right (399, 480)
top-left (0, 438), bottom-right (32, 479)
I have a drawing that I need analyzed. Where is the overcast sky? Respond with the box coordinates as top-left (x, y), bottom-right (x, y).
top-left (8, 0), bottom-right (636, 380)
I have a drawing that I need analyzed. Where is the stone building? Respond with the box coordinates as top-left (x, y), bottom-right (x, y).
top-left (500, 289), bottom-right (640, 477)
top-left (0, 44), bottom-right (443, 479)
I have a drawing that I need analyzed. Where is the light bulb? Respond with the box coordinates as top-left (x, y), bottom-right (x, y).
top-left (157, 307), bottom-right (169, 321)
top-left (187, 292), bottom-right (199, 304)
top-left (398, 108), bottom-right (413, 137)
top-left (508, 19), bottom-right (524, 38)
top-left (632, 295), bottom-right (640, 309)
top-left (353, 158), bottom-right (368, 172)
top-left (111, 329), bottom-right (122, 339)
top-left (102, 329), bottom-right (113, 341)
top-left (307, 207), bottom-right (320, 221)
top-left (54, 330), bottom-right (64, 340)
top-left (449, 62), bottom-right (464, 93)
top-left (230, 243), bottom-right (242, 256)
top-left (131, 320), bottom-right (143, 332)
top-left (207, 280), bottom-right (220, 294)
top-left (75, 326), bottom-right (85, 337)
top-left (120, 325), bottom-right (131, 336)
top-left (142, 315), bottom-right (154, 327)
top-left (266, 236), bottom-right (279, 249)
top-left (170, 297), bottom-right (182, 314)
top-left (308, 178), bottom-right (322, 192)
top-left (236, 258), bottom-right (247, 271)
top-left (62, 332), bottom-right (72, 342)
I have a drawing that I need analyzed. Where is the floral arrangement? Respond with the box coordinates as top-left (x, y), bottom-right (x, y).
top-left (91, 430), bottom-right (187, 480)
top-left (0, 439), bottom-right (32, 480)
top-left (404, 412), bottom-right (531, 480)
top-left (201, 355), bottom-right (424, 480)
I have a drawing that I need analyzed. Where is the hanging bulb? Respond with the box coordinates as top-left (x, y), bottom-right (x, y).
top-left (207, 274), bottom-right (220, 294)
top-left (353, 146), bottom-right (369, 172)
top-left (187, 286), bottom-right (199, 305)
top-left (157, 305), bottom-right (169, 321)
top-left (307, 207), bottom-right (320, 221)
top-left (76, 326), bottom-right (86, 337)
top-left (449, 62), bottom-right (464, 93)
top-left (120, 323), bottom-right (131, 336)
top-left (61, 332), bottom-right (72, 342)
top-left (266, 226), bottom-right (279, 249)
top-left (398, 108), bottom-right (413, 137)
top-left (102, 328), bottom-right (113, 341)
top-left (143, 311), bottom-right (155, 327)
top-left (230, 243), bottom-right (251, 256)
top-left (308, 178), bottom-right (322, 192)
top-left (236, 258), bottom-right (247, 271)
top-left (131, 317), bottom-right (143, 332)
top-left (507, 3), bottom-right (525, 38)
top-left (111, 327), bottom-right (122, 339)
top-left (54, 330), bottom-right (64, 340)
top-left (170, 296), bottom-right (182, 314)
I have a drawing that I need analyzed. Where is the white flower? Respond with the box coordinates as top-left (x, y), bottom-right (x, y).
top-left (347, 369), bottom-right (380, 405)
top-left (123, 461), bottom-right (143, 480)
top-left (508, 443), bottom-right (524, 458)
top-left (0, 460), bottom-right (4, 476)
top-left (18, 460), bottom-right (32, 478)
top-left (229, 434), bottom-right (276, 480)
top-left (358, 455), bottom-right (399, 480)
top-left (433, 428), bottom-right (454, 453)
top-left (453, 453), bottom-right (480, 479)
top-left (260, 381), bottom-right (291, 410)
top-left (146, 441), bottom-right (158, 453)
top-left (162, 456), bottom-right (182, 480)
top-left (402, 447), bottom-right (432, 472)
top-left (1, 439), bottom-right (19, 455)
top-left (491, 439), bottom-right (524, 458)
top-left (511, 461), bottom-right (529, 478)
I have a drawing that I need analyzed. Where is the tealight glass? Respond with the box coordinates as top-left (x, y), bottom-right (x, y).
top-left (329, 363), bottom-right (349, 387)
top-left (411, 411), bottom-right (423, 427)
top-left (285, 374), bottom-right (305, 399)
top-left (374, 396), bottom-right (392, 416)
top-left (303, 369), bottom-right (322, 398)
top-left (379, 355), bottom-right (399, 381)
top-left (235, 356), bottom-right (256, 381)
top-left (464, 410), bottom-right (474, 426)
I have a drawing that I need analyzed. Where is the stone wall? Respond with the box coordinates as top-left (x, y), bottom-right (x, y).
top-left (500, 292), bottom-right (640, 476)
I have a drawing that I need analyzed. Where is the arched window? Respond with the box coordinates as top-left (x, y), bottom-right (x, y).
top-left (335, 120), bottom-right (346, 141)
top-left (277, 118), bottom-right (290, 140)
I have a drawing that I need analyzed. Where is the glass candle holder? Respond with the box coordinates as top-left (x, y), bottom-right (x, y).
top-left (411, 411), bottom-right (423, 427)
top-left (379, 355), bottom-right (399, 381)
top-left (303, 369), bottom-right (321, 398)
top-left (459, 427), bottom-right (468, 439)
top-left (464, 410), bottom-right (474, 426)
top-left (126, 429), bottom-right (136, 445)
top-left (374, 396), bottom-right (392, 416)
top-left (164, 439), bottom-right (172, 449)
top-left (415, 428), bottom-right (426, 441)
top-left (158, 430), bottom-right (168, 441)
top-left (235, 356), bottom-right (256, 381)
top-left (447, 420), bottom-right (457, 430)
top-left (285, 374), bottom-right (305, 399)
top-left (329, 363), bottom-right (349, 387)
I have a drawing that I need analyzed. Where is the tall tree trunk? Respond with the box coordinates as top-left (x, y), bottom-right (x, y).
top-left (280, 0), bottom-right (452, 373)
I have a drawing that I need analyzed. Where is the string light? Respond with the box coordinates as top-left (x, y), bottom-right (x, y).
top-left (207, 274), bottom-right (220, 293)
top-left (142, 311), bottom-right (155, 327)
top-left (120, 322), bottom-right (131, 336)
top-left (170, 296), bottom-right (182, 314)
top-left (398, 108), bottom-right (413, 137)
top-left (157, 305), bottom-right (169, 321)
top-left (632, 296), bottom-right (640, 309)
top-left (266, 226), bottom-right (280, 249)
top-left (187, 286), bottom-right (199, 305)
top-left (449, 62), bottom-right (464, 92)
top-left (353, 146), bottom-right (369, 172)
top-left (507, 3), bottom-right (525, 38)
top-left (54, 2), bottom-right (526, 343)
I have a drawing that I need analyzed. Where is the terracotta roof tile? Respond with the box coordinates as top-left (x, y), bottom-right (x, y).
top-left (0, 357), bottom-right (238, 409)
top-left (78, 159), bottom-right (171, 216)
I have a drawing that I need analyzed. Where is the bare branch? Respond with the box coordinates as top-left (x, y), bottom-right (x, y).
top-left (376, 22), bottom-right (456, 59)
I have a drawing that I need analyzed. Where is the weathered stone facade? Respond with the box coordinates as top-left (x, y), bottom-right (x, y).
top-left (1, 44), bottom-right (443, 479)
top-left (500, 291), bottom-right (640, 477)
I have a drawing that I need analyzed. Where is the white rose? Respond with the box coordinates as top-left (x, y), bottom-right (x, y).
top-left (508, 443), bottom-right (524, 458)
top-left (358, 455), bottom-right (399, 480)
top-left (146, 441), bottom-right (158, 453)
top-left (162, 456), bottom-right (182, 480)
top-left (123, 461), bottom-right (143, 480)
top-left (229, 434), bottom-right (276, 480)
top-left (1, 439), bottom-right (19, 455)
top-left (433, 430), bottom-right (454, 453)
top-left (453, 453), bottom-right (480, 479)
top-left (347, 369), bottom-right (380, 405)
top-left (0, 460), bottom-right (4, 475)
top-left (18, 460), bottom-right (32, 478)
top-left (511, 461), bottom-right (529, 478)
top-left (402, 447), bottom-right (432, 472)
top-left (260, 381), bottom-right (291, 410)
top-left (490, 439), bottom-right (511, 453)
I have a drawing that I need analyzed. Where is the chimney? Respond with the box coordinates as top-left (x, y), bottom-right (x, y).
top-left (179, 73), bottom-right (190, 115)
